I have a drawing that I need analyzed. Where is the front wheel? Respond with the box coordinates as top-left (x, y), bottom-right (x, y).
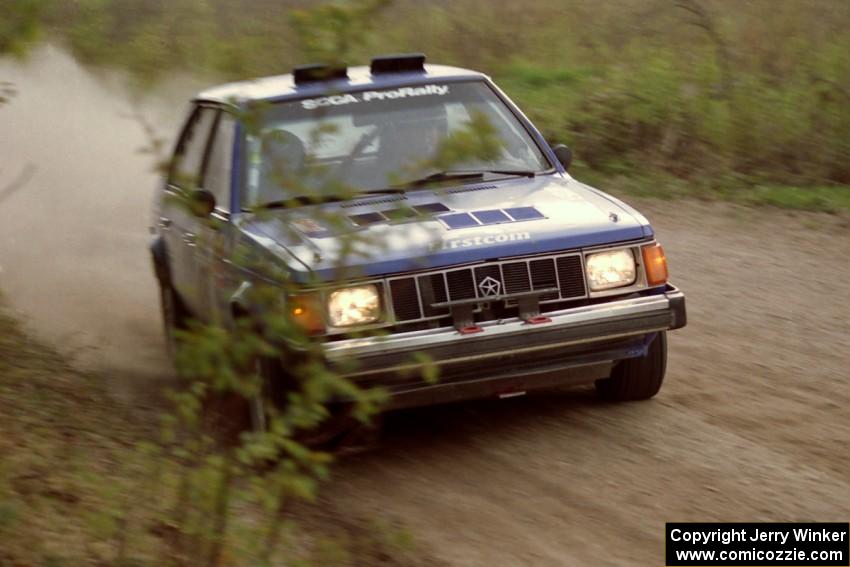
top-left (595, 332), bottom-right (667, 401)
top-left (254, 356), bottom-right (366, 448)
top-left (159, 279), bottom-right (190, 359)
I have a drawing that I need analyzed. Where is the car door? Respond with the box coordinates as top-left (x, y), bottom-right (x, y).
top-left (162, 104), bottom-right (218, 317)
top-left (194, 109), bottom-right (238, 323)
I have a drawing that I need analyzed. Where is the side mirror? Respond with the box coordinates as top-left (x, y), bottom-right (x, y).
top-left (189, 188), bottom-right (216, 217)
top-left (551, 144), bottom-right (573, 171)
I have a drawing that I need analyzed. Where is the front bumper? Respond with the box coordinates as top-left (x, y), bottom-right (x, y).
top-left (323, 285), bottom-right (686, 408)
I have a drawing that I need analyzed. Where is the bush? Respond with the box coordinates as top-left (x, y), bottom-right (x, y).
top-left (23, 0), bottom-right (849, 188)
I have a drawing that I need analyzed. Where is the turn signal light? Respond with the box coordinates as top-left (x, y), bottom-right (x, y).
top-left (642, 243), bottom-right (669, 286)
top-left (289, 294), bottom-right (325, 333)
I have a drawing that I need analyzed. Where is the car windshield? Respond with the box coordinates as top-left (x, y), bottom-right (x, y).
top-left (242, 81), bottom-right (551, 208)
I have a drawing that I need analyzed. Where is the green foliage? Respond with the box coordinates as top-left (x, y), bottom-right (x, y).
top-left (744, 185), bottom-right (850, 214)
top-left (581, 169), bottom-right (850, 214)
top-left (0, 501), bottom-right (18, 531)
top-left (487, 1), bottom-right (850, 189)
top-left (18, 0), bottom-right (848, 191)
top-left (1, 1), bottom-right (475, 562)
top-left (429, 111), bottom-right (504, 171)
top-left (0, 0), bottom-right (43, 56)
top-left (0, 281), bottom-right (438, 564)
top-left (290, 0), bottom-right (392, 65)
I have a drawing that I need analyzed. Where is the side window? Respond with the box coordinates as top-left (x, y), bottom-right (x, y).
top-left (204, 112), bottom-right (236, 212)
top-left (170, 106), bottom-right (217, 190)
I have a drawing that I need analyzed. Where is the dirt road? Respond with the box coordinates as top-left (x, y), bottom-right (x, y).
top-left (3, 48), bottom-right (849, 566)
top-left (325, 200), bottom-right (850, 566)
top-left (0, 47), bottom-right (199, 397)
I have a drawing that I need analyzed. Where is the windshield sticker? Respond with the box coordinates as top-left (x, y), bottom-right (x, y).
top-left (301, 84), bottom-right (449, 110)
top-left (444, 232), bottom-right (531, 250)
top-left (290, 217), bottom-right (328, 236)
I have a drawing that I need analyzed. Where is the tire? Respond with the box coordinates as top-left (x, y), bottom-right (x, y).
top-left (246, 356), bottom-right (291, 433)
top-left (595, 332), bottom-right (667, 401)
top-left (161, 302), bottom-right (365, 448)
top-left (158, 278), bottom-right (190, 359)
top-left (256, 355), bottom-right (368, 449)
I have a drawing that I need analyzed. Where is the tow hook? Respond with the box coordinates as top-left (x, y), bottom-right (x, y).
top-left (458, 325), bottom-right (484, 335)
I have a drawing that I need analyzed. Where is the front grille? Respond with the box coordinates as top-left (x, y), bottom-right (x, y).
top-left (502, 262), bottom-right (531, 294)
top-left (389, 278), bottom-right (421, 321)
top-left (387, 252), bottom-right (587, 323)
top-left (418, 274), bottom-right (449, 318)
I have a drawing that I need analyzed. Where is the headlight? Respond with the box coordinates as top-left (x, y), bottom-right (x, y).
top-left (327, 285), bottom-right (381, 327)
top-left (585, 249), bottom-right (636, 291)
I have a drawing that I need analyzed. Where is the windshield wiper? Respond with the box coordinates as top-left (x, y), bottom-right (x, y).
top-left (252, 196), bottom-right (343, 210)
top-left (478, 169), bottom-right (539, 177)
top-left (248, 169), bottom-right (540, 210)
top-left (249, 189), bottom-right (406, 211)
top-left (359, 187), bottom-right (407, 195)
top-left (398, 171), bottom-right (484, 187)
top-left (399, 169), bottom-right (538, 188)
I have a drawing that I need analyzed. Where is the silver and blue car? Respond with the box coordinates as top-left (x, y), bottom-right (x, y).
top-left (151, 54), bottom-right (686, 413)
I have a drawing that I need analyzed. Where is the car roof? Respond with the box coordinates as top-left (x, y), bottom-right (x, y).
top-left (194, 63), bottom-right (488, 106)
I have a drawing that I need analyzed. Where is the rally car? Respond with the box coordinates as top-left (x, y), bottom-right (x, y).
top-left (151, 54), bottom-right (686, 414)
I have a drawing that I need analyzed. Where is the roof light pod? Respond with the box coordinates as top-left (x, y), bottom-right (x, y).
top-left (370, 53), bottom-right (427, 74)
top-left (293, 64), bottom-right (348, 85)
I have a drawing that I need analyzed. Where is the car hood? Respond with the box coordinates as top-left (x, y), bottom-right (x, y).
top-left (240, 174), bottom-right (652, 282)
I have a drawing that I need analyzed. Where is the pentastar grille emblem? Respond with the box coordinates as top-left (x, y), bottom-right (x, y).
top-left (478, 276), bottom-right (501, 297)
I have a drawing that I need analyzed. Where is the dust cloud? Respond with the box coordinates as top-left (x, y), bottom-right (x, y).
top-left (0, 45), bottom-right (205, 399)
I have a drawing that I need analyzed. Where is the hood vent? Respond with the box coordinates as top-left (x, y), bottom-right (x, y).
top-left (446, 184), bottom-right (497, 195)
top-left (439, 207), bottom-right (547, 229)
top-left (349, 202), bottom-right (450, 227)
top-left (383, 207), bottom-right (417, 220)
top-left (347, 204), bottom-right (545, 230)
top-left (413, 202), bottom-right (450, 214)
top-left (504, 206), bottom-right (545, 221)
top-left (340, 195), bottom-right (406, 208)
top-left (471, 209), bottom-right (510, 224)
top-left (441, 213), bottom-right (480, 229)
top-left (349, 212), bottom-right (387, 226)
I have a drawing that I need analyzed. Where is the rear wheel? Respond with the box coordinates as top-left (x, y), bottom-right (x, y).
top-left (595, 332), bottom-right (667, 401)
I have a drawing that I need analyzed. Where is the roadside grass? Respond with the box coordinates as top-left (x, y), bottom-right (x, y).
top-left (0, 307), bottom-right (141, 563)
top-left (0, 304), bottom-right (436, 566)
top-left (572, 166), bottom-right (850, 215)
top-left (5, 0), bottom-right (847, 212)
top-left (740, 185), bottom-right (850, 214)
top-left (17, 0), bottom-right (850, 196)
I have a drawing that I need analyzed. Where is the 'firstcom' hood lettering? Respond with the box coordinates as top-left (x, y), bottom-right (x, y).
top-left (444, 232), bottom-right (531, 250)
